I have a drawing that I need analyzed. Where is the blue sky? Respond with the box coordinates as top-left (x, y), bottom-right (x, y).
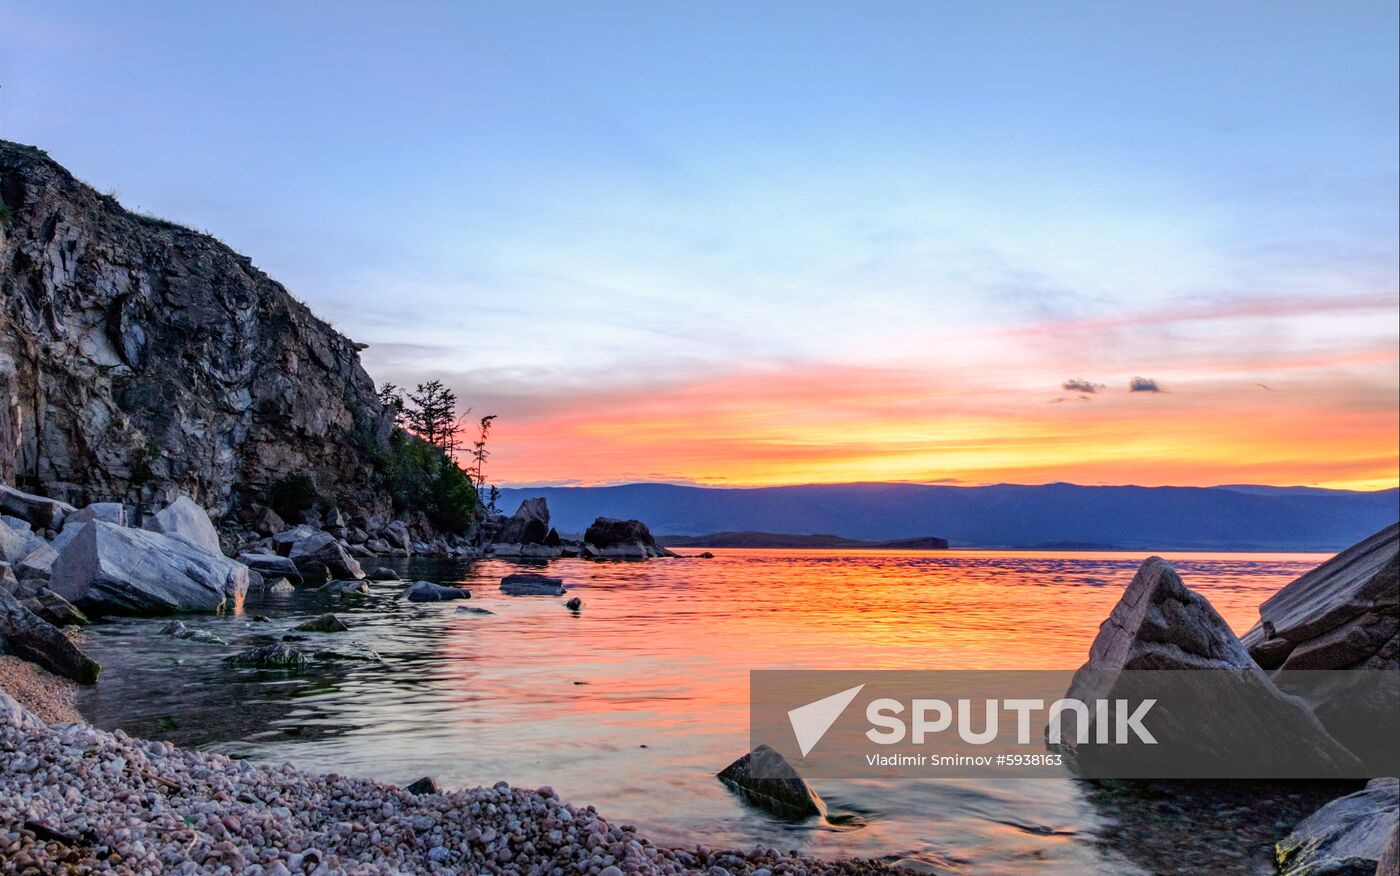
top-left (3, 2), bottom-right (1397, 487)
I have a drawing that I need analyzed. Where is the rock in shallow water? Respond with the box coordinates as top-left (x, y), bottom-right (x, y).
top-left (1056, 557), bottom-right (1363, 778)
top-left (159, 620), bottom-right (226, 645)
top-left (500, 574), bottom-right (565, 596)
top-left (717, 744), bottom-right (826, 820)
top-left (225, 642), bottom-right (306, 669)
top-left (49, 522), bottom-right (248, 616)
top-left (403, 581), bottom-right (470, 602)
top-left (294, 613), bottom-right (349, 633)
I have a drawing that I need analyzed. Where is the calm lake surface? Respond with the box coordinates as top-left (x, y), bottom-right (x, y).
top-left (77, 549), bottom-right (1343, 874)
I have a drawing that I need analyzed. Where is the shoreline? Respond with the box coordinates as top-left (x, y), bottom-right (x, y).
top-left (0, 687), bottom-right (894, 875)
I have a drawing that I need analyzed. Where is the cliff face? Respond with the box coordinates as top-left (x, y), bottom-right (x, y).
top-left (0, 140), bottom-right (393, 521)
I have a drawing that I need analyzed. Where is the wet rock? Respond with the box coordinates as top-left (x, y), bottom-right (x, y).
top-left (457, 605), bottom-right (494, 615)
top-left (0, 589), bottom-right (100, 684)
top-left (500, 574), bottom-right (566, 596)
top-left (312, 643), bottom-right (380, 662)
top-left (367, 566), bottom-right (399, 581)
top-left (318, 579), bottom-right (369, 597)
top-left (20, 588), bottom-right (89, 627)
top-left (290, 531), bottom-right (364, 581)
top-left (236, 552), bottom-right (303, 585)
top-left (0, 486), bottom-right (74, 532)
top-left (294, 613), bottom-right (349, 633)
top-left (50, 521), bottom-right (249, 616)
top-left (497, 498), bottom-right (550, 546)
top-left (1056, 557), bottom-right (1362, 777)
top-left (262, 577), bottom-right (295, 594)
top-left (697, 551), bottom-right (716, 559)
top-left (406, 776), bottom-right (440, 795)
top-left (1277, 778), bottom-right (1398, 876)
top-left (716, 744), bottom-right (826, 820)
top-left (159, 620), bottom-right (227, 645)
top-left (489, 543), bottom-right (563, 559)
top-left (1243, 523), bottom-right (1398, 671)
top-left (225, 642), bottom-right (306, 669)
top-left (565, 597), bottom-right (582, 611)
top-left (404, 581), bottom-right (470, 602)
top-left (141, 495), bottom-right (224, 556)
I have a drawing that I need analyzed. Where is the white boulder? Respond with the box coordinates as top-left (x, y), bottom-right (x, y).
top-left (142, 495), bottom-right (223, 556)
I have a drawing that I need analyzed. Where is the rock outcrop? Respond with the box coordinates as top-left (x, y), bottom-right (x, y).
top-left (1241, 523), bottom-right (1398, 671)
top-left (496, 498), bottom-right (550, 546)
top-left (583, 517), bottom-right (675, 559)
top-left (1277, 778), bottom-right (1398, 876)
top-left (0, 140), bottom-right (394, 523)
top-left (1055, 557), bottom-right (1363, 778)
top-left (49, 521), bottom-right (248, 615)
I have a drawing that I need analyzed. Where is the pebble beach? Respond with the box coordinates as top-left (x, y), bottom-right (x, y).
top-left (0, 688), bottom-right (893, 875)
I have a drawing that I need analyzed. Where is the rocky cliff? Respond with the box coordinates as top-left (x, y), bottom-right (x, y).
top-left (0, 140), bottom-right (393, 523)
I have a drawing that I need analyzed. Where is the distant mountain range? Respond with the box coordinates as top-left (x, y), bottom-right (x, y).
top-left (658, 532), bottom-right (950, 550)
top-left (498, 482), bottom-right (1400, 552)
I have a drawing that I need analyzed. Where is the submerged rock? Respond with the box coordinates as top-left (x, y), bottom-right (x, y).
top-left (404, 581), bottom-right (470, 602)
top-left (158, 620), bottom-right (226, 645)
top-left (0, 589), bottom-right (100, 684)
top-left (312, 643), bottom-right (380, 662)
top-left (49, 521), bottom-right (249, 616)
top-left (565, 597), bottom-right (582, 611)
top-left (367, 566), bottom-right (399, 581)
top-left (500, 574), bottom-right (566, 596)
top-left (457, 605), bottom-right (494, 615)
top-left (1277, 778), bottom-right (1398, 876)
top-left (294, 613), bottom-right (349, 633)
top-left (716, 744), bottom-right (826, 820)
top-left (225, 642), bottom-right (306, 669)
top-left (142, 496), bottom-right (222, 556)
top-left (318, 579), bottom-right (369, 598)
top-left (1055, 557), bottom-right (1362, 778)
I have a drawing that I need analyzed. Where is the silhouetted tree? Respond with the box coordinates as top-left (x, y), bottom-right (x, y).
top-left (377, 383), bottom-right (407, 428)
top-left (406, 380), bottom-right (460, 453)
top-left (470, 414), bottom-right (497, 492)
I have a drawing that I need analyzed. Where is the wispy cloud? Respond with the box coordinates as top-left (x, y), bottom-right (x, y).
top-left (1061, 378), bottom-right (1104, 394)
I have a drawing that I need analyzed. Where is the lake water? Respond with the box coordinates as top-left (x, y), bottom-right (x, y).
top-left (76, 549), bottom-right (1351, 874)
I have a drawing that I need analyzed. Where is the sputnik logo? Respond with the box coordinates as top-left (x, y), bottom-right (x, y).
top-left (787, 684), bottom-right (865, 757)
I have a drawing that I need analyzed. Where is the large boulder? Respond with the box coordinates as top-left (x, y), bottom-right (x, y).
top-left (142, 495), bottom-right (223, 556)
top-left (0, 486), bottom-right (74, 532)
top-left (0, 520), bottom-right (39, 564)
top-left (1055, 557), bottom-right (1363, 778)
top-left (0, 589), bottom-right (100, 684)
top-left (497, 498), bottom-right (550, 546)
top-left (1277, 778), bottom-right (1398, 876)
top-left (1242, 523), bottom-right (1398, 671)
top-left (716, 744), bottom-right (826, 820)
top-left (289, 531), bottom-right (364, 580)
top-left (49, 521), bottom-right (249, 616)
top-left (20, 587), bottom-right (89, 627)
top-left (583, 517), bottom-right (675, 559)
top-left (14, 542), bottom-right (58, 580)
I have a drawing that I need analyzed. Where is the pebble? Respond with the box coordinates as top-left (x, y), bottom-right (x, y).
top-left (0, 688), bottom-right (893, 874)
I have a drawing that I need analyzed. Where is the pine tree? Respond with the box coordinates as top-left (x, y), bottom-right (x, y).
top-left (405, 380), bottom-right (460, 453)
top-left (471, 414), bottom-right (497, 491)
top-left (377, 383), bottom-right (407, 427)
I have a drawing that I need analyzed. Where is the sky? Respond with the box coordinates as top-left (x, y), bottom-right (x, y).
top-left (2, 1), bottom-right (1397, 490)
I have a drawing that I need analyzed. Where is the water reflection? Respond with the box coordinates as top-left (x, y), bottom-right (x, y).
top-left (77, 549), bottom-right (1326, 874)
